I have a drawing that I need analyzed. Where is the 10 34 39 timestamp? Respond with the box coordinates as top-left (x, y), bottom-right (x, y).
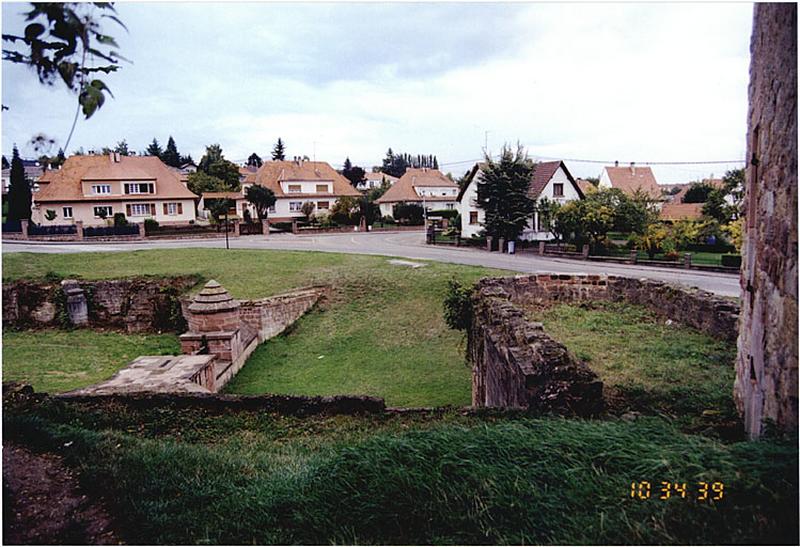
top-left (629, 481), bottom-right (725, 501)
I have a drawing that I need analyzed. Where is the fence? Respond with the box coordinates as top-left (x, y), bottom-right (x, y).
top-left (239, 222), bottom-right (263, 235)
top-left (2, 220), bottom-right (22, 233)
top-left (28, 224), bottom-right (77, 236)
top-left (84, 225), bottom-right (140, 237)
top-left (146, 223), bottom-right (234, 237)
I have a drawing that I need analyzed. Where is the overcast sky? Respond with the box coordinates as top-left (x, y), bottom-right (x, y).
top-left (2, 1), bottom-right (752, 183)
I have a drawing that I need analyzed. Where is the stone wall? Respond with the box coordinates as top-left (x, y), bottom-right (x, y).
top-left (239, 286), bottom-right (329, 342)
top-left (2, 276), bottom-right (199, 332)
top-left (469, 274), bottom-right (741, 412)
top-left (735, 4), bottom-right (798, 438)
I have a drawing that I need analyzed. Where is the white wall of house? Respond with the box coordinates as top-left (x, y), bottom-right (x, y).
top-left (415, 186), bottom-right (458, 198)
top-left (279, 180), bottom-right (332, 194)
top-left (598, 168), bottom-right (613, 190)
top-left (32, 198), bottom-right (196, 226)
top-left (459, 175), bottom-right (484, 239)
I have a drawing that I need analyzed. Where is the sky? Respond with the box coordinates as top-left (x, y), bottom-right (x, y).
top-left (1, 1), bottom-right (753, 183)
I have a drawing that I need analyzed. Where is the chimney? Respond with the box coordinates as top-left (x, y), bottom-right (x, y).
top-left (614, 160), bottom-right (619, 168)
top-left (630, 161), bottom-right (635, 175)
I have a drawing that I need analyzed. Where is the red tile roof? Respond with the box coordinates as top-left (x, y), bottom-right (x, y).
top-left (603, 165), bottom-right (661, 198)
top-left (659, 202), bottom-right (704, 221)
top-left (253, 160), bottom-right (360, 198)
top-left (375, 168), bottom-right (458, 203)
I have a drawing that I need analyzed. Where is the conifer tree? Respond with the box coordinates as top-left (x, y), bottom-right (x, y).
top-left (247, 153), bottom-right (263, 168)
top-left (476, 144), bottom-right (536, 240)
top-left (272, 138), bottom-right (286, 161)
top-left (7, 145), bottom-right (32, 221)
top-left (161, 136), bottom-right (181, 167)
top-left (145, 138), bottom-right (163, 158)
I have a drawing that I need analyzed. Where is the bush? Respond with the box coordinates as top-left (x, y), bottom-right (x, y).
top-left (113, 213), bottom-right (128, 227)
top-left (381, 215), bottom-right (395, 225)
top-left (393, 203), bottom-right (424, 225)
top-left (721, 254), bottom-right (742, 268)
top-left (428, 209), bottom-right (459, 220)
top-left (144, 218), bottom-right (159, 234)
top-left (443, 279), bottom-right (472, 331)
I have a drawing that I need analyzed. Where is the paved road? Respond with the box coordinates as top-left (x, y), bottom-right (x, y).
top-left (3, 231), bottom-right (741, 296)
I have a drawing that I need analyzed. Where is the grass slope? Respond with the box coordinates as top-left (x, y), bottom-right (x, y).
top-left (3, 249), bottom-right (504, 405)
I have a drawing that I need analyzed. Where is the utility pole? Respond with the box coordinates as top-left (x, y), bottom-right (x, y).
top-left (224, 201), bottom-right (230, 250)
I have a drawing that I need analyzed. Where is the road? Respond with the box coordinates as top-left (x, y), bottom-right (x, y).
top-left (2, 231), bottom-right (741, 296)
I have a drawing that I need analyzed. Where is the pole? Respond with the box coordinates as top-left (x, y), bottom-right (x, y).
top-left (224, 205), bottom-right (229, 250)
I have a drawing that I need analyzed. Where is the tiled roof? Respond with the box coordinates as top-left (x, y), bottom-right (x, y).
top-left (375, 168), bottom-right (457, 203)
top-left (576, 179), bottom-right (598, 195)
top-left (456, 160), bottom-right (583, 203)
top-left (659, 202), bottom-right (704, 221)
top-left (34, 154), bottom-right (198, 203)
top-left (253, 160), bottom-right (360, 197)
top-left (603, 165), bottom-right (661, 198)
top-left (365, 172), bottom-right (398, 182)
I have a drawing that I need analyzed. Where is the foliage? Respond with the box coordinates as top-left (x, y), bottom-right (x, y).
top-left (272, 138), bottom-right (286, 161)
top-left (244, 184), bottom-right (276, 222)
top-left (427, 209), bottom-right (459, 220)
top-left (670, 219), bottom-right (701, 249)
top-left (381, 148), bottom-right (439, 178)
top-left (113, 139), bottom-right (130, 156)
top-left (476, 143), bottom-right (535, 240)
top-left (196, 144), bottom-right (239, 190)
top-left (682, 182), bottom-right (715, 203)
top-left (442, 279), bottom-right (472, 331)
top-left (2, 2), bottom-right (127, 122)
top-left (330, 196), bottom-right (361, 225)
top-left (145, 138), bottom-right (162, 157)
top-left (44, 209), bottom-right (57, 221)
top-left (207, 198), bottom-right (235, 223)
top-left (300, 201), bottom-right (315, 221)
top-left (722, 218), bottom-right (743, 252)
top-left (702, 189), bottom-right (733, 223)
top-left (632, 223), bottom-right (669, 259)
top-left (7, 145), bottom-right (32, 221)
top-left (113, 212), bottom-right (128, 227)
top-left (392, 202), bottom-right (424, 225)
top-left (247, 153), bottom-right (263, 168)
top-left (143, 218), bottom-right (159, 233)
top-left (161, 136), bottom-right (181, 168)
top-left (342, 157), bottom-right (366, 187)
top-left (186, 171), bottom-right (227, 196)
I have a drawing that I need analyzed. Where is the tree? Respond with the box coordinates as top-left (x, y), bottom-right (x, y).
top-left (476, 144), bottom-right (536, 240)
top-left (682, 182), bottom-right (715, 203)
top-left (342, 157), bottom-right (366, 188)
top-left (330, 196), bottom-right (360, 225)
top-left (114, 140), bottom-right (130, 156)
top-left (7, 146), bottom-right (32, 221)
top-left (247, 153), bottom-right (263, 168)
top-left (1, 156), bottom-right (9, 170)
top-left (198, 144), bottom-right (224, 172)
top-left (161, 136), bottom-right (181, 167)
top-left (301, 201), bottom-right (315, 221)
top-left (2, 3), bottom-right (127, 150)
top-left (146, 138), bottom-right (163, 158)
top-left (392, 202), bottom-right (424, 225)
top-left (186, 171), bottom-right (227, 196)
top-left (45, 209), bottom-right (57, 221)
top-left (702, 189), bottom-right (732, 223)
top-left (244, 184), bottom-right (276, 221)
top-left (272, 138), bottom-right (286, 161)
top-left (197, 144), bottom-right (239, 190)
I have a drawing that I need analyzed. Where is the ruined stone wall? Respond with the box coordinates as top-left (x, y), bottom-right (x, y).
top-left (239, 286), bottom-right (328, 342)
top-left (469, 274), bottom-right (740, 412)
top-left (735, 4), bottom-right (798, 438)
top-left (2, 276), bottom-right (199, 332)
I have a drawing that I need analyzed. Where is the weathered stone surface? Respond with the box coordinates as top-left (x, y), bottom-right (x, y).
top-left (2, 276), bottom-right (199, 332)
top-left (735, 4), bottom-right (798, 439)
top-left (469, 274), bottom-right (741, 413)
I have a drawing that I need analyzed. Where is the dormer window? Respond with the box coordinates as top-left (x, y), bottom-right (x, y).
top-left (288, 184), bottom-right (302, 193)
top-left (125, 182), bottom-right (154, 194)
top-left (92, 184), bottom-right (111, 195)
top-left (316, 184), bottom-right (328, 193)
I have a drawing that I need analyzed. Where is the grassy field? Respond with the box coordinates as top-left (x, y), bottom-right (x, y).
top-left (5, 402), bottom-right (797, 545)
top-left (536, 302), bottom-right (736, 420)
top-left (3, 249), bottom-right (507, 406)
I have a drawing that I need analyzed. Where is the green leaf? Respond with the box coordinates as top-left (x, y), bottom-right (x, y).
top-left (24, 23), bottom-right (45, 41)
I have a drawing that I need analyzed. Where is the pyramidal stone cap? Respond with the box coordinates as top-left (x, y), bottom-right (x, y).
top-left (188, 280), bottom-right (240, 313)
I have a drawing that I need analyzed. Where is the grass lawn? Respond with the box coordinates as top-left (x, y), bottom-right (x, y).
top-left (534, 301), bottom-right (738, 433)
top-left (3, 249), bottom-right (507, 405)
top-left (2, 330), bottom-right (180, 394)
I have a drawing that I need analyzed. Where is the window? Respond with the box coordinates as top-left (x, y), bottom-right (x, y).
top-left (317, 201), bottom-right (330, 210)
top-left (288, 184), bottom-right (302, 193)
top-left (446, 203), bottom-right (455, 209)
top-left (124, 183), bottom-right (154, 194)
top-left (289, 201), bottom-right (302, 212)
top-left (553, 183), bottom-right (564, 197)
top-left (268, 204), bottom-right (276, 214)
top-left (92, 184), bottom-right (111, 195)
top-left (164, 202), bottom-right (183, 215)
top-left (315, 184), bottom-right (328, 193)
top-left (62, 206), bottom-right (73, 219)
top-left (93, 206), bottom-right (113, 218)
top-left (469, 211), bottom-right (478, 225)
top-left (128, 203), bottom-right (153, 216)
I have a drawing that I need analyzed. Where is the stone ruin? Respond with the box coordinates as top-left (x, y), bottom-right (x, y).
top-left (67, 280), bottom-right (327, 396)
top-left (468, 274), bottom-right (741, 416)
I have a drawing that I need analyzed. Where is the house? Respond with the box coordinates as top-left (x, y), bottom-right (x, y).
top-left (458, 160), bottom-right (584, 240)
top-left (598, 162), bottom-right (661, 200)
top-left (357, 172), bottom-right (399, 191)
top-left (202, 159), bottom-right (361, 222)
top-left (32, 153), bottom-right (199, 226)
top-left (575, 178), bottom-right (598, 196)
top-left (659, 202), bottom-right (704, 221)
top-left (374, 168), bottom-right (459, 218)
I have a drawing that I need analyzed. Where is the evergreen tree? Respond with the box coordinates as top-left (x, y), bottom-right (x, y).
top-left (342, 157), bottom-right (366, 188)
top-left (476, 144), bottom-right (536, 240)
top-left (245, 184), bottom-right (277, 221)
top-left (198, 144), bottom-right (224, 173)
top-left (2, 156), bottom-right (9, 169)
top-left (7, 145), bottom-right (32, 221)
top-left (433, 156), bottom-right (439, 170)
top-left (145, 138), bottom-right (163, 158)
top-left (114, 140), bottom-right (130, 156)
top-left (180, 154), bottom-right (194, 166)
top-left (272, 138), bottom-right (286, 161)
top-left (343, 157), bottom-right (352, 173)
top-left (247, 153), bottom-right (263, 168)
top-left (161, 136), bottom-right (181, 167)
top-left (51, 148), bottom-right (66, 169)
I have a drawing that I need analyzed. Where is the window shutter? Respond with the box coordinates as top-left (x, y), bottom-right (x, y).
top-left (163, 203), bottom-right (168, 215)
top-left (126, 204), bottom-right (131, 216)
top-left (178, 203), bottom-right (183, 214)
top-left (151, 203), bottom-right (156, 215)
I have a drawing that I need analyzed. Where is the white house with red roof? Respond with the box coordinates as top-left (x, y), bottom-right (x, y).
top-left (458, 160), bottom-right (584, 240)
top-left (374, 168), bottom-right (459, 218)
top-left (598, 162), bottom-right (661, 200)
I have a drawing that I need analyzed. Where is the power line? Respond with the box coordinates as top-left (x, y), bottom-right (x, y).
top-left (440, 153), bottom-right (745, 168)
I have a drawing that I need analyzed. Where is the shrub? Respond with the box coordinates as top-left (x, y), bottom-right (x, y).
top-left (721, 254), bottom-right (742, 268)
top-left (113, 213), bottom-right (128, 227)
top-left (428, 209), bottom-right (459, 220)
top-left (443, 279), bottom-right (472, 331)
top-left (144, 218), bottom-right (159, 233)
top-left (45, 209), bottom-right (57, 221)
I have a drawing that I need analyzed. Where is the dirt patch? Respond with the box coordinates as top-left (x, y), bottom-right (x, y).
top-left (3, 443), bottom-right (120, 545)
